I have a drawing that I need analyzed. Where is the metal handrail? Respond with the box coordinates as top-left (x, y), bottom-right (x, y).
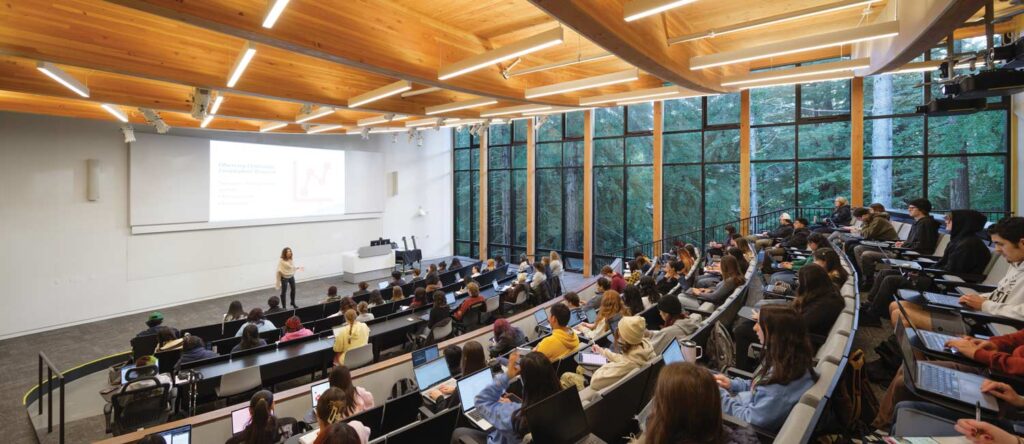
top-left (38, 352), bottom-right (65, 444)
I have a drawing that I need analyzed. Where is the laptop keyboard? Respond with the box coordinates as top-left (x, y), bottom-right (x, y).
top-left (921, 332), bottom-right (950, 351)
top-left (921, 364), bottom-right (960, 398)
top-left (467, 409), bottom-right (484, 421)
top-left (925, 294), bottom-right (962, 307)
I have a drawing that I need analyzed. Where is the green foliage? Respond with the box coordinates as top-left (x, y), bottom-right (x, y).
top-left (627, 103), bottom-right (654, 132)
top-left (664, 97), bottom-right (701, 131)
top-left (708, 94), bottom-right (740, 125)
top-left (595, 106), bottom-right (625, 136)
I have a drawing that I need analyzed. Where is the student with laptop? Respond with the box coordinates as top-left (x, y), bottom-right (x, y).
top-left (451, 351), bottom-right (561, 444)
top-left (646, 296), bottom-right (701, 354)
top-left (453, 282), bottom-right (485, 321)
top-left (304, 387), bottom-right (371, 444)
top-left (632, 362), bottom-right (758, 444)
top-left (715, 306), bottom-right (817, 432)
top-left (566, 316), bottom-right (654, 392)
top-left (489, 319), bottom-right (527, 358)
top-left (576, 291), bottom-right (626, 341)
top-left (766, 233), bottom-right (826, 288)
top-left (535, 304), bottom-right (581, 361)
top-left (862, 210), bottom-right (992, 328)
top-left (226, 390), bottom-right (299, 444)
top-left (301, 365), bottom-right (375, 426)
top-left (428, 291), bottom-right (452, 330)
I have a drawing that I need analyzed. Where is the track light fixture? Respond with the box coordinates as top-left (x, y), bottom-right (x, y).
top-left (36, 61), bottom-right (90, 97)
top-left (227, 42), bottom-right (257, 87)
top-left (100, 104), bottom-right (129, 122)
top-left (139, 108), bottom-right (170, 134)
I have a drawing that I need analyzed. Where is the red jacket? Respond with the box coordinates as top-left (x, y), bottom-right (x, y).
top-left (974, 330), bottom-right (1024, 375)
top-left (609, 273), bottom-right (627, 293)
top-left (454, 295), bottom-right (485, 320)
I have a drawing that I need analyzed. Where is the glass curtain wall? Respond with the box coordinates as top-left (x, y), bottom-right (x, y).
top-left (453, 129), bottom-right (480, 258)
top-left (536, 111), bottom-right (586, 271)
top-left (487, 121), bottom-right (528, 263)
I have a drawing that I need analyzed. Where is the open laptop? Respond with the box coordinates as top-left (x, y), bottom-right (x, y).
top-left (898, 289), bottom-right (963, 309)
top-left (378, 281), bottom-right (390, 290)
top-left (883, 258), bottom-right (923, 271)
top-left (896, 320), bottom-right (998, 412)
top-left (120, 364), bottom-right (136, 384)
top-left (156, 424), bottom-right (192, 444)
top-left (414, 357), bottom-right (453, 403)
top-left (457, 369), bottom-right (495, 431)
top-left (412, 344), bottom-right (440, 367)
top-left (534, 308), bottom-right (550, 329)
top-left (311, 381), bottom-right (330, 408)
top-left (446, 292), bottom-right (459, 309)
top-left (525, 387), bottom-right (605, 443)
top-left (231, 406), bottom-right (251, 434)
top-left (662, 338), bottom-right (685, 364)
top-left (892, 297), bottom-right (960, 354)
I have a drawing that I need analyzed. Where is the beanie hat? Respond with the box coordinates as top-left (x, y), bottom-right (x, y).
top-left (906, 198), bottom-right (932, 214)
top-left (617, 316), bottom-right (646, 345)
top-left (780, 212), bottom-right (792, 222)
top-left (148, 312), bottom-right (163, 322)
top-left (657, 295), bottom-right (682, 316)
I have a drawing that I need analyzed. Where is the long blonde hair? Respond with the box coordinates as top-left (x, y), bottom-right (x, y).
top-left (596, 290), bottom-right (625, 325)
top-left (344, 309), bottom-right (358, 341)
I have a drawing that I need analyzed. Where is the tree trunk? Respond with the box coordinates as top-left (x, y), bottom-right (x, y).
top-left (750, 132), bottom-right (759, 215)
top-left (870, 74), bottom-right (894, 208)
top-left (950, 150), bottom-right (970, 209)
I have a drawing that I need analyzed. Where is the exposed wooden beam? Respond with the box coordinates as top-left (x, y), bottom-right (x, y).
top-left (739, 90), bottom-right (751, 234)
top-left (862, 0), bottom-right (987, 74)
top-left (583, 109), bottom-right (594, 277)
top-left (851, 76), bottom-right (865, 207)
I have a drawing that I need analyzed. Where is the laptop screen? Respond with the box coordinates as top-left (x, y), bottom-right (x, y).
top-left (378, 281), bottom-right (390, 290)
top-left (414, 358), bottom-right (451, 390)
top-left (895, 320), bottom-right (918, 380)
top-left (231, 407), bottom-right (250, 434)
top-left (412, 345), bottom-right (439, 367)
top-left (311, 381), bottom-right (330, 408)
top-left (663, 339), bottom-right (684, 365)
top-left (525, 387), bottom-right (590, 442)
top-left (585, 308), bottom-right (597, 323)
top-left (157, 425), bottom-right (191, 444)
top-left (445, 293), bottom-right (456, 305)
top-left (533, 309), bottom-right (548, 326)
top-left (458, 369), bottom-right (494, 413)
top-left (567, 309), bottom-right (584, 327)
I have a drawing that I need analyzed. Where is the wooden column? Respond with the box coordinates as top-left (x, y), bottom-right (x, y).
top-left (478, 131), bottom-right (488, 261)
top-left (583, 110), bottom-right (594, 277)
top-left (652, 101), bottom-right (664, 257)
top-left (851, 76), bottom-right (865, 207)
top-left (739, 90), bottom-right (751, 235)
top-left (526, 118), bottom-right (536, 258)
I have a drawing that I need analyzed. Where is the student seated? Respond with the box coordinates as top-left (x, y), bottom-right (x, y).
top-left (530, 262), bottom-right (547, 294)
top-left (226, 390), bottom-right (299, 443)
top-left (453, 282), bottom-right (485, 321)
top-left (332, 310), bottom-right (369, 366)
top-left (461, 341), bottom-right (488, 376)
top-left (443, 344), bottom-right (463, 378)
top-left (266, 296), bottom-right (286, 315)
top-left (562, 291), bottom-right (584, 312)
top-left (747, 213), bottom-right (794, 250)
top-left (450, 257), bottom-right (463, 269)
top-left (708, 225), bottom-right (737, 257)
top-left (850, 206), bottom-right (898, 242)
top-left (427, 291), bottom-right (452, 330)
top-left (585, 277), bottom-right (611, 310)
top-left (576, 290), bottom-right (625, 340)
top-left (766, 232), bottom-right (826, 288)
top-left (622, 284), bottom-right (646, 315)
top-left (103, 355), bottom-right (175, 405)
top-left (655, 262), bottom-right (681, 295)
top-left (176, 335), bottom-right (219, 368)
top-left (155, 326), bottom-right (183, 352)
top-left (489, 318), bottom-right (527, 358)
top-left (767, 217), bottom-right (811, 257)
top-left (390, 286), bottom-right (404, 303)
top-left (646, 296), bottom-right (701, 353)
top-left (566, 316), bottom-right (654, 393)
top-left (638, 275), bottom-right (661, 306)
top-left (535, 304), bottom-right (581, 361)
top-left (281, 316), bottom-right (313, 342)
top-left (683, 255), bottom-right (744, 308)
top-left (235, 308), bottom-right (277, 337)
top-left (329, 297), bottom-right (357, 319)
top-left (409, 287), bottom-right (428, 308)
top-left (862, 210), bottom-right (991, 327)
top-left (856, 199), bottom-right (939, 289)
top-left (888, 216), bottom-right (1023, 333)
top-left (232, 324), bottom-right (267, 353)
top-left (137, 311), bottom-right (178, 338)
top-left (625, 260), bottom-right (643, 286)
top-left (367, 290), bottom-right (384, 307)
top-left (307, 387), bottom-right (371, 444)
top-left (714, 305), bottom-right (816, 432)
top-left (411, 267), bottom-right (423, 282)
top-left (390, 270), bottom-right (406, 287)
top-left (632, 362), bottom-right (758, 444)
top-left (352, 282), bottom-right (369, 299)
top-left (225, 300), bottom-right (246, 322)
top-left (438, 260), bottom-right (449, 273)
top-left (424, 274), bottom-right (442, 293)
top-left (302, 365), bottom-right (375, 426)
top-left (354, 302), bottom-right (373, 323)
top-left (600, 265), bottom-right (627, 293)
top-left (450, 352), bottom-right (561, 444)
top-left (323, 286), bottom-right (341, 304)
top-left (517, 253), bottom-right (531, 274)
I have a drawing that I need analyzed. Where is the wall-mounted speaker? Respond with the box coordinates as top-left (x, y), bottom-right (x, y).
top-left (389, 171), bottom-right (398, 197)
top-left (86, 159), bottom-right (100, 201)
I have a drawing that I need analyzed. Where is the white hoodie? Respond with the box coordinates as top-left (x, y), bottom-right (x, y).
top-left (980, 260), bottom-right (1024, 319)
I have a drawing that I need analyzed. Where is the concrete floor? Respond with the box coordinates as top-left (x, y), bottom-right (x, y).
top-left (2, 258), bottom-right (587, 444)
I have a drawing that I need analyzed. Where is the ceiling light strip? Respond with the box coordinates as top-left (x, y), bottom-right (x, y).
top-left (720, 58), bottom-right (870, 87)
top-left (262, 0), bottom-right (291, 28)
top-left (733, 72), bottom-right (855, 90)
top-left (406, 118), bottom-right (443, 128)
top-left (508, 52), bottom-right (614, 77)
top-left (307, 124), bottom-right (344, 134)
top-left (479, 104), bottom-right (552, 118)
top-left (100, 104), bottom-right (128, 122)
top-left (36, 62), bottom-right (90, 97)
top-left (690, 21), bottom-right (898, 70)
top-left (624, 0), bottom-right (697, 22)
top-left (295, 106), bottom-right (334, 123)
top-left (209, 95), bottom-right (225, 115)
top-left (579, 85), bottom-right (681, 106)
top-left (357, 114), bottom-right (409, 127)
top-left (200, 115), bottom-right (215, 128)
top-left (425, 97), bottom-right (498, 115)
top-left (520, 107), bottom-right (591, 117)
top-left (260, 121), bottom-right (288, 132)
top-left (227, 42), bottom-right (257, 87)
top-left (348, 80), bottom-right (413, 108)
top-left (616, 91), bottom-right (709, 106)
top-left (669, 0), bottom-right (882, 44)
top-left (525, 69), bottom-right (639, 99)
top-left (401, 87), bottom-right (442, 98)
top-left (438, 27), bottom-right (565, 80)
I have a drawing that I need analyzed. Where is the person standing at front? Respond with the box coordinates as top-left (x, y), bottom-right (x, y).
top-left (276, 247), bottom-right (303, 309)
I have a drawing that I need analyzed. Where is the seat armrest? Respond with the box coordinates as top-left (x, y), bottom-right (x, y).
top-left (763, 290), bottom-right (792, 300)
top-left (726, 367), bottom-right (754, 379)
top-left (921, 269), bottom-right (985, 283)
top-left (723, 413), bottom-right (776, 440)
top-left (935, 281), bottom-right (996, 293)
top-left (960, 310), bottom-right (1024, 330)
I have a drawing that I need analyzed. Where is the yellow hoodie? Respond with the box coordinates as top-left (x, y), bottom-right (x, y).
top-left (535, 327), bottom-right (580, 361)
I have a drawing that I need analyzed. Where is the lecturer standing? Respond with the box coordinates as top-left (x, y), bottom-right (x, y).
top-left (275, 247), bottom-right (302, 309)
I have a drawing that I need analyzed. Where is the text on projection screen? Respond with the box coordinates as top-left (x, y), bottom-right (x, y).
top-left (209, 140), bottom-right (346, 222)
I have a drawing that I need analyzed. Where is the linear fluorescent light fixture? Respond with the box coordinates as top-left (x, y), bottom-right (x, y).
top-left (425, 97), bottom-right (498, 115)
top-left (669, 0), bottom-right (881, 44)
top-left (227, 42), bottom-right (257, 87)
top-left (260, 121), bottom-right (288, 132)
top-left (36, 62), bottom-right (90, 97)
top-left (579, 85), bottom-right (681, 106)
top-left (100, 104), bottom-right (128, 122)
top-left (509, 52), bottom-right (614, 77)
top-left (479, 104), bottom-right (552, 117)
top-left (624, 0), bottom-right (697, 22)
top-left (438, 27), bottom-right (564, 80)
top-left (734, 71), bottom-right (855, 90)
top-left (307, 124), bottom-right (344, 134)
top-left (401, 87), bottom-right (441, 98)
top-left (720, 58), bottom-right (870, 87)
top-left (262, 0), bottom-right (290, 28)
top-left (525, 69), bottom-right (639, 99)
top-left (295, 105), bottom-right (334, 123)
top-left (209, 95), bottom-right (225, 115)
top-left (357, 114), bottom-right (409, 127)
top-left (616, 91), bottom-right (708, 106)
top-left (888, 60), bottom-right (942, 74)
top-left (690, 20), bottom-right (898, 70)
top-left (200, 115), bottom-right (215, 128)
top-left (368, 127), bottom-right (409, 134)
top-left (349, 80), bottom-right (413, 108)
top-left (406, 118), bottom-right (443, 128)
top-left (520, 106), bottom-right (590, 117)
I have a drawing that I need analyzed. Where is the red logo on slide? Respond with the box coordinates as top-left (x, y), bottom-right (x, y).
top-left (294, 161), bottom-right (333, 201)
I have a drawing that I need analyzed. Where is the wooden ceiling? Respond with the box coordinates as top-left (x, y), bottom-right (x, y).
top-left (0, 0), bottom-right (1009, 134)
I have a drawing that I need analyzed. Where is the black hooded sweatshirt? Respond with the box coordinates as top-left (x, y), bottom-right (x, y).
top-left (935, 210), bottom-right (991, 275)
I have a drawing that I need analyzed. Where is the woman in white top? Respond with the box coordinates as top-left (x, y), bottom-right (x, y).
top-left (275, 247), bottom-right (303, 309)
top-left (549, 251), bottom-right (564, 295)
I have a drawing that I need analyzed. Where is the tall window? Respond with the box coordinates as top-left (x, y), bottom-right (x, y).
top-left (487, 122), bottom-right (527, 263)
top-left (453, 130), bottom-right (479, 258)
top-left (536, 112), bottom-right (586, 271)
top-left (662, 94), bottom-right (742, 240)
top-left (593, 104), bottom-right (655, 270)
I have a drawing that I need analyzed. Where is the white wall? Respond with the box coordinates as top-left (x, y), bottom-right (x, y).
top-left (0, 112), bottom-right (452, 339)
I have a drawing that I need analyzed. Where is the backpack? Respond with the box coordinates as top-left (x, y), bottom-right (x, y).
top-left (827, 349), bottom-right (879, 438)
top-left (705, 321), bottom-right (736, 371)
top-left (389, 377), bottom-right (418, 399)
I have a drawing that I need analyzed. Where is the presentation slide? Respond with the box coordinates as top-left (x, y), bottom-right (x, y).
top-left (209, 140), bottom-right (346, 222)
